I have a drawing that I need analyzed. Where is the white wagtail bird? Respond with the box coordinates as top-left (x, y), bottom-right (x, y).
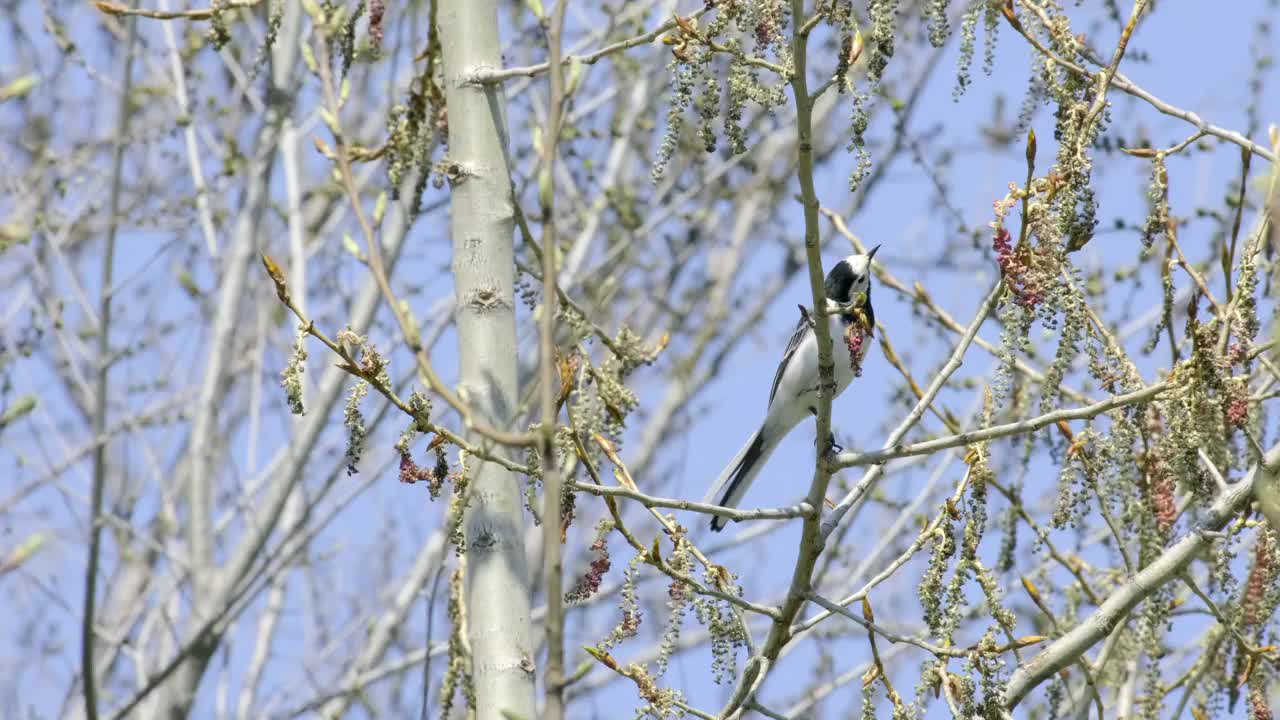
top-left (704, 248), bottom-right (878, 531)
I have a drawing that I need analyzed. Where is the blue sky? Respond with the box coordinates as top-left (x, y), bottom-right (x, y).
top-left (2, 0), bottom-right (1279, 717)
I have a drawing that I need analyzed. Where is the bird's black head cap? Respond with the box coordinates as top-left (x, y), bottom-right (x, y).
top-left (823, 260), bottom-right (856, 304)
top-left (824, 245), bottom-right (878, 304)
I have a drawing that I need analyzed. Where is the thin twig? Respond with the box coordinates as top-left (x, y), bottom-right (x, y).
top-left (1003, 453), bottom-right (1269, 708)
top-left (260, 281), bottom-right (528, 474)
top-left (821, 281), bottom-right (1003, 539)
top-left (580, 647), bottom-right (717, 720)
top-left (568, 417), bottom-right (777, 620)
top-left (808, 593), bottom-right (964, 657)
top-left (419, 565), bottom-right (447, 720)
top-left (539, 1), bottom-right (570, 716)
top-left (1020, 575), bottom-right (1105, 719)
top-left (1225, 146), bottom-right (1253, 303)
top-left (1167, 227), bottom-right (1223, 313)
top-left (822, 207), bottom-right (1093, 404)
top-left (1009, 0), bottom-right (1275, 162)
top-left (808, 593), bottom-right (1047, 659)
top-left (567, 479), bottom-right (812, 522)
top-left (717, 655), bottom-right (772, 719)
top-left (1198, 449), bottom-right (1230, 493)
top-left (724, 1), bottom-right (843, 711)
top-left (83, 19), bottom-right (137, 720)
top-left (1178, 574), bottom-right (1272, 655)
top-left (94, 0), bottom-right (260, 20)
top-left (468, 7), bottom-right (713, 84)
top-left (513, 204), bottom-right (660, 364)
top-left (833, 380), bottom-right (1170, 470)
top-left (314, 40), bottom-right (536, 449)
top-left (1077, 0), bottom-right (1147, 139)
top-left (801, 461), bottom-right (975, 634)
top-left (987, 477), bottom-right (1104, 605)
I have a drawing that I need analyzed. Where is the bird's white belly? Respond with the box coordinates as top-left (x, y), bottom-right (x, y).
top-left (765, 315), bottom-right (861, 435)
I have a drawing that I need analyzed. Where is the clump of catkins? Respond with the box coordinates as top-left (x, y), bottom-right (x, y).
top-left (565, 530), bottom-right (612, 604)
top-left (992, 226), bottom-right (1041, 309)
top-left (845, 323), bottom-right (868, 376)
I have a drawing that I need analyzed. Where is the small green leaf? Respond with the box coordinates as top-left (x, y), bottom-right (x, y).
top-left (301, 42), bottom-right (318, 74)
top-left (174, 266), bottom-right (202, 299)
top-left (0, 74), bottom-right (39, 102)
top-left (565, 57), bottom-right (584, 97)
top-left (0, 395), bottom-right (36, 429)
top-left (399, 300), bottom-right (421, 348)
top-left (342, 233), bottom-right (365, 262)
top-left (300, 0), bottom-right (324, 21)
top-left (0, 531), bottom-right (47, 574)
top-left (319, 109), bottom-right (340, 135)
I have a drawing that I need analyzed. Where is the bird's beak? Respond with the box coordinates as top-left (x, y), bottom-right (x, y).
top-left (867, 244), bottom-right (880, 260)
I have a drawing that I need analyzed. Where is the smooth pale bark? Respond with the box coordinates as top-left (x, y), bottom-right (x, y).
top-left (437, 1), bottom-right (537, 718)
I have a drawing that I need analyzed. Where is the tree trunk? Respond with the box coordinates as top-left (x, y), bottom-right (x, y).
top-left (437, 2), bottom-right (537, 718)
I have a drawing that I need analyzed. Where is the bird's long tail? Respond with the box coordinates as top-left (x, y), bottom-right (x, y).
top-left (704, 427), bottom-right (776, 532)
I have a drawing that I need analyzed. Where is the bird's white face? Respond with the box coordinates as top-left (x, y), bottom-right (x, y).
top-left (823, 245), bottom-right (878, 308)
top-left (844, 253), bottom-right (873, 303)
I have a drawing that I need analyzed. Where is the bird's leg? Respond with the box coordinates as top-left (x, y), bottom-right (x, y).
top-left (809, 406), bottom-right (843, 454)
top-left (811, 431), bottom-right (843, 454)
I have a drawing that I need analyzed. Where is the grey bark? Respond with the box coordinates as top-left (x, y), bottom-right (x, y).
top-left (437, 1), bottom-right (538, 718)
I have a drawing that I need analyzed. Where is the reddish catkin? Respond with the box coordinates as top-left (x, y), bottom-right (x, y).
top-left (1227, 340), bottom-right (1251, 367)
top-left (754, 20), bottom-right (772, 46)
top-left (368, 0), bottom-right (385, 52)
top-left (1150, 467), bottom-right (1176, 536)
top-left (991, 226), bottom-right (1041, 308)
top-left (398, 452), bottom-right (425, 484)
top-left (1250, 687), bottom-right (1273, 720)
top-left (398, 451), bottom-right (447, 498)
top-left (1225, 396), bottom-right (1249, 427)
top-left (1242, 535), bottom-right (1273, 627)
top-left (566, 537), bottom-right (612, 603)
top-left (844, 325), bottom-right (866, 376)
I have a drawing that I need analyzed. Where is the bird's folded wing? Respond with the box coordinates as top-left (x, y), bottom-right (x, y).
top-left (768, 314), bottom-right (810, 407)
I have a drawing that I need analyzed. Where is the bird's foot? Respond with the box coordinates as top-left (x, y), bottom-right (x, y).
top-left (814, 432), bottom-right (843, 455)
